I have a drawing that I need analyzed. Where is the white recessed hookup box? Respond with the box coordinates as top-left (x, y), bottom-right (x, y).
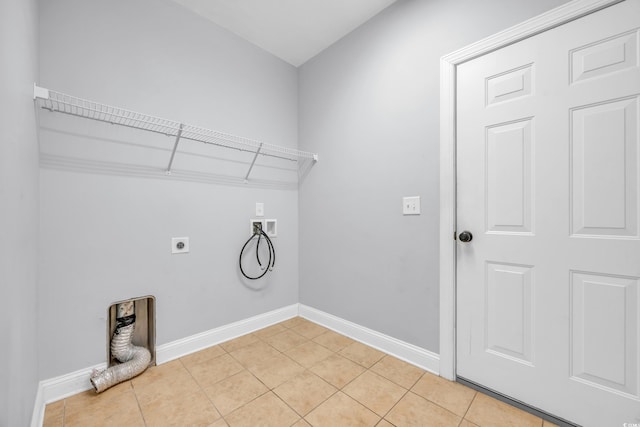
top-left (249, 219), bottom-right (277, 237)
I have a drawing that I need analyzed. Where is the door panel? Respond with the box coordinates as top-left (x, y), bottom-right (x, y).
top-left (486, 64), bottom-right (534, 106)
top-left (570, 30), bottom-right (638, 83)
top-left (570, 271), bottom-right (638, 396)
top-left (456, 1), bottom-right (640, 425)
top-left (486, 119), bottom-right (534, 234)
top-left (571, 97), bottom-right (638, 237)
top-left (486, 262), bottom-right (534, 364)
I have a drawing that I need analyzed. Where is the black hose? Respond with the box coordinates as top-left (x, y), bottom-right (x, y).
top-left (239, 227), bottom-right (275, 280)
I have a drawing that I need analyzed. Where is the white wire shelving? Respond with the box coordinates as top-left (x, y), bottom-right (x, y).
top-left (33, 84), bottom-right (318, 181)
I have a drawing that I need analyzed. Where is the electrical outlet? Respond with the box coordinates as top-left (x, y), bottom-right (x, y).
top-left (171, 237), bottom-right (189, 254)
top-left (402, 196), bottom-right (421, 215)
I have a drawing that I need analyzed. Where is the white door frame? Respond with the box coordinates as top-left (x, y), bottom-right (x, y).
top-left (438, 0), bottom-right (624, 381)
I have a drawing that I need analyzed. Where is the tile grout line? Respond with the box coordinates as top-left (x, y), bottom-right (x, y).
top-left (178, 357), bottom-right (227, 426)
top-left (253, 319), bottom-right (373, 426)
top-left (283, 320), bottom-right (420, 426)
top-left (376, 377), bottom-right (414, 424)
top-left (459, 390), bottom-right (479, 426)
top-left (304, 346), bottom-right (392, 424)
top-left (259, 322), bottom-right (332, 425)
top-left (130, 380), bottom-right (148, 427)
top-left (176, 322), bottom-right (312, 426)
top-left (370, 356), bottom-right (429, 426)
top-left (220, 325), bottom-right (311, 424)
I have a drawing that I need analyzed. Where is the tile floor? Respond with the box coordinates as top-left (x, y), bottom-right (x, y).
top-left (43, 317), bottom-right (559, 427)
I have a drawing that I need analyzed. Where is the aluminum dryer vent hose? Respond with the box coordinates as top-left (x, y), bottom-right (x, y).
top-left (90, 302), bottom-right (151, 393)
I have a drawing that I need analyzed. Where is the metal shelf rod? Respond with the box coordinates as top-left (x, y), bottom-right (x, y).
top-left (166, 124), bottom-right (184, 175)
top-left (244, 143), bottom-right (263, 183)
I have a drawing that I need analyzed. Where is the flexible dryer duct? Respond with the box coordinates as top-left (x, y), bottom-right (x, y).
top-left (90, 301), bottom-right (151, 393)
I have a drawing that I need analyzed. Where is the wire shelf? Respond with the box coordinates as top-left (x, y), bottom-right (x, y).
top-left (33, 84), bottom-right (318, 179)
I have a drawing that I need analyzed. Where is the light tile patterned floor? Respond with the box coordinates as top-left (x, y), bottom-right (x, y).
top-left (43, 317), bottom-right (558, 427)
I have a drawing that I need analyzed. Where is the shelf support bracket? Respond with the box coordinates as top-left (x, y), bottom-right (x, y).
top-left (244, 143), bottom-right (263, 183)
top-left (166, 123), bottom-right (184, 175)
top-left (33, 83), bottom-right (50, 100)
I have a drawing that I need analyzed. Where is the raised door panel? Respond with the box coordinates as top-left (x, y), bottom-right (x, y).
top-left (486, 64), bottom-right (534, 106)
top-left (571, 30), bottom-right (639, 83)
top-left (486, 119), bottom-right (533, 234)
top-left (571, 96), bottom-right (639, 238)
top-left (571, 271), bottom-right (639, 398)
top-left (486, 262), bottom-right (534, 365)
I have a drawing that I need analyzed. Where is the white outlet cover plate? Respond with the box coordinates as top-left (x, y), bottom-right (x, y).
top-left (256, 202), bottom-right (264, 217)
top-left (171, 237), bottom-right (190, 254)
top-left (403, 196), bottom-right (421, 215)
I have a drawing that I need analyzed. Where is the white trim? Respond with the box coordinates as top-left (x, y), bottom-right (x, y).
top-left (299, 304), bottom-right (439, 374)
top-left (438, 0), bottom-right (622, 381)
top-left (31, 385), bottom-right (43, 427)
top-left (439, 50), bottom-right (458, 381)
top-left (155, 304), bottom-right (298, 364)
top-left (31, 304), bottom-right (298, 426)
top-left (31, 362), bottom-right (107, 427)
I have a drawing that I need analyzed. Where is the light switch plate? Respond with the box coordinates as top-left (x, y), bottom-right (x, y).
top-left (403, 196), bottom-right (421, 215)
top-left (256, 202), bottom-right (264, 217)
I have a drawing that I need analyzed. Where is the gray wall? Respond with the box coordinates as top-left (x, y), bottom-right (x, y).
top-left (0, 0), bottom-right (40, 425)
top-left (38, 0), bottom-right (300, 379)
top-left (298, 0), bottom-right (570, 353)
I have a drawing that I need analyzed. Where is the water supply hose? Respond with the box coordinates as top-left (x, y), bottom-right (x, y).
top-left (90, 303), bottom-right (151, 393)
top-left (239, 225), bottom-right (275, 280)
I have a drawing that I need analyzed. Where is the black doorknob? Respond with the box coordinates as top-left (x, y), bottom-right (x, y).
top-left (459, 231), bottom-right (473, 242)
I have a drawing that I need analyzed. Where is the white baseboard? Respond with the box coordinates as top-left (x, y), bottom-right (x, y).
top-left (155, 304), bottom-right (298, 364)
top-left (31, 362), bottom-right (106, 427)
top-left (31, 304), bottom-right (298, 427)
top-left (31, 303), bottom-right (439, 426)
top-left (298, 304), bottom-right (440, 375)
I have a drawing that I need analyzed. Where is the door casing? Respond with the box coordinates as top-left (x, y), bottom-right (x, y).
top-left (438, 0), bottom-right (625, 381)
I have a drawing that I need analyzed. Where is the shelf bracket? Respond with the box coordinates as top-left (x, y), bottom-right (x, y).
top-left (33, 83), bottom-right (50, 100)
top-left (166, 123), bottom-right (184, 175)
top-left (244, 143), bottom-right (264, 183)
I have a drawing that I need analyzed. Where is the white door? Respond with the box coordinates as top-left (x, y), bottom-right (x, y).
top-left (456, 1), bottom-right (640, 426)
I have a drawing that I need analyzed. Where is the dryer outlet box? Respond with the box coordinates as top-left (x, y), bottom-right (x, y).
top-left (171, 237), bottom-right (189, 254)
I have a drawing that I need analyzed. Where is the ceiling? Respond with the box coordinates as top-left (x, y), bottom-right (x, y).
top-left (171, 0), bottom-right (399, 67)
